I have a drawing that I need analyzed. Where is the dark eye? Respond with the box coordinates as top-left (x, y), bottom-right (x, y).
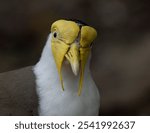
top-left (53, 32), bottom-right (57, 38)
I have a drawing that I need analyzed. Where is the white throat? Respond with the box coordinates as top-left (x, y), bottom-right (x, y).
top-left (33, 34), bottom-right (100, 116)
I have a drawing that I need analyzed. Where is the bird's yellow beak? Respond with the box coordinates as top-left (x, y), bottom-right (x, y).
top-left (51, 20), bottom-right (97, 95)
top-left (65, 43), bottom-right (80, 76)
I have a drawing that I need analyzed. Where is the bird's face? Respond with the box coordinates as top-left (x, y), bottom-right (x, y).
top-left (51, 20), bottom-right (97, 95)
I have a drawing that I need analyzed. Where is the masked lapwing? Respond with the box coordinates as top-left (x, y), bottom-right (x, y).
top-left (0, 19), bottom-right (100, 116)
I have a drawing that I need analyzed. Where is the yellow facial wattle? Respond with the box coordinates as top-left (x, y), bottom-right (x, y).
top-left (51, 19), bottom-right (97, 95)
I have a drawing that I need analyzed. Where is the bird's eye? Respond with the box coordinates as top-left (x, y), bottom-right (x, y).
top-left (53, 32), bottom-right (57, 38)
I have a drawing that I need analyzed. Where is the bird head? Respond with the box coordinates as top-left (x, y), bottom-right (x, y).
top-left (50, 19), bottom-right (97, 95)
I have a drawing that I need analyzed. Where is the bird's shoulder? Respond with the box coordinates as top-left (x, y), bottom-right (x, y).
top-left (0, 66), bottom-right (38, 116)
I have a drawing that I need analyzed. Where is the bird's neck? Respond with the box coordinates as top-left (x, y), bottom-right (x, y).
top-left (33, 34), bottom-right (91, 93)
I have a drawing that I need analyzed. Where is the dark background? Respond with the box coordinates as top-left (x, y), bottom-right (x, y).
top-left (0, 0), bottom-right (150, 115)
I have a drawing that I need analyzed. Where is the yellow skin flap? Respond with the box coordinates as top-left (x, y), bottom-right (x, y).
top-left (78, 26), bottom-right (97, 95)
top-left (51, 20), bottom-right (80, 44)
top-left (51, 20), bottom-right (97, 95)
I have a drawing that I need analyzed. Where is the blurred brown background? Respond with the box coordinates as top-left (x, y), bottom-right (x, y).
top-left (0, 0), bottom-right (150, 115)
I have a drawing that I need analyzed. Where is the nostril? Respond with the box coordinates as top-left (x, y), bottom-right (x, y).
top-left (69, 52), bottom-right (73, 57)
